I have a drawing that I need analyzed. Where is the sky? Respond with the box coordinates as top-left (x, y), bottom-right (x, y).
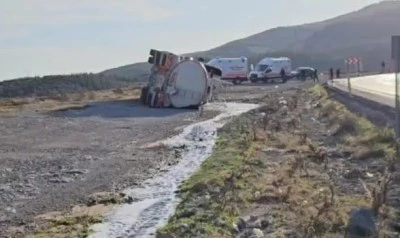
top-left (0, 0), bottom-right (382, 80)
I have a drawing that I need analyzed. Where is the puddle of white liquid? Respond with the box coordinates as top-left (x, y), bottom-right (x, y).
top-left (89, 102), bottom-right (258, 238)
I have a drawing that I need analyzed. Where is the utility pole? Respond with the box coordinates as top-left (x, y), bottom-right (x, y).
top-left (392, 36), bottom-right (400, 138)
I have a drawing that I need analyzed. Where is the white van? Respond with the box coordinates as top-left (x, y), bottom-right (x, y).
top-left (206, 57), bottom-right (249, 84)
top-left (249, 57), bottom-right (292, 83)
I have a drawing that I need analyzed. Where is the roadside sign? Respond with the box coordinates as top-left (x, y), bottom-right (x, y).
top-left (392, 36), bottom-right (400, 73)
top-left (392, 36), bottom-right (400, 139)
top-left (345, 57), bottom-right (362, 75)
top-left (345, 57), bottom-right (361, 65)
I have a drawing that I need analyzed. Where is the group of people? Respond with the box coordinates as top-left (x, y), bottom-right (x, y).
top-left (329, 68), bottom-right (341, 80)
top-left (276, 67), bottom-right (344, 83)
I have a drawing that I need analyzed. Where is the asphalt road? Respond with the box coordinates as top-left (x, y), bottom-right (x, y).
top-left (330, 73), bottom-right (398, 108)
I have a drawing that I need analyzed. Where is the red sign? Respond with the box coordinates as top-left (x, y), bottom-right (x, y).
top-left (345, 57), bottom-right (361, 65)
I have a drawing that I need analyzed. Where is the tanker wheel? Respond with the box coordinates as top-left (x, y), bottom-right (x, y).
top-left (140, 87), bottom-right (148, 104)
top-left (153, 93), bottom-right (159, 108)
top-left (146, 92), bottom-right (153, 106)
top-left (233, 78), bottom-right (243, 85)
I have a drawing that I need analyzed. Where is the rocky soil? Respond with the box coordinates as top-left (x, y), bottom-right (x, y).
top-left (0, 101), bottom-right (218, 237)
top-left (0, 79), bottom-right (317, 237)
top-left (157, 85), bottom-right (400, 238)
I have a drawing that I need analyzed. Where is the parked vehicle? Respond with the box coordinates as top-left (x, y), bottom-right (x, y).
top-left (292, 67), bottom-right (317, 80)
top-left (206, 57), bottom-right (249, 85)
top-left (248, 57), bottom-right (292, 83)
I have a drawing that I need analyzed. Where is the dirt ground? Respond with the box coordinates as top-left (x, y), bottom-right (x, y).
top-left (0, 97), bottom-right (219, 237)
top-left (0, 79), bottom-right (313, 237)
top-left (157, 84), bottom-right (400, 237)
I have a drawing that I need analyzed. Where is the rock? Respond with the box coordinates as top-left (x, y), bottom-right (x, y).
top-left (190, 181), bottom-right (208, 193)
top-left (260, 219), bottom-right (269, 229)
top-left (251, 228), bottom-right (264, 238)
top-left (249, 215), bottom-right (258, 222)
top-left (345, 208), bottom-right (378, 238)
top-left (365, 172), bottom-right (374, 178)
top-left (247, 216), bottom-right (262, 229)
top-left (179, 223), bottom-right (189, 229)
top-left (195, 227), bottom-right (206, 234)
top-left (345, 168), bottom-right (364, 179)
top-left (177, 209), bottom-right (197, 218)
top-left (48, 177), bottom-right (74, 184)
top-left (279, 97), bottom-right (287, 105)
top-left (326, 148), bottom-right (343, 158)
top-left (87, 192), bottom-right (124, 206)
top-left (312, 102), bottom-right (322, 108)
top-left (62, 169), bottom-right (88, 175)
top-left (280, 105), bottom-right (289, 115)
top-left (125, 196), bottom-right (134, 204)
top-left (5, 207), bottom-right (16, 213)
top-left (0, 215), bottom-right (7, 222)
top-left (233, 218), bottom-right (247, 233)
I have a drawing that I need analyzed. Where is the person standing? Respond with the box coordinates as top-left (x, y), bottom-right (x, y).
top-left (313, 69), bottom-right (319, 83)
top-left (329, 68), bottom-right (334, 80)
top-left (336, 68), bottom-right (341, 79)
top-left (280, 68), bottom-right (287, 83)
top-left (301, 70), bottom-right (306, 82)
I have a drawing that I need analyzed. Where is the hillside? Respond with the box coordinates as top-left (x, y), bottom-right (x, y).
top-left (101, 62), bottom-right (151, 80)
top-left (0, 73), bottom-right (137, 98)
top-left (104, 0), bottom-right (400, 78)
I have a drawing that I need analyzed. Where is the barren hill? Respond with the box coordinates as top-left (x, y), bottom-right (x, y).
top-left (104, 0), bottom-right (400, 77)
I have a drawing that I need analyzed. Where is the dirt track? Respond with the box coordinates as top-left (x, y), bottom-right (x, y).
top-left (0, 79), bottom-right (313, 236)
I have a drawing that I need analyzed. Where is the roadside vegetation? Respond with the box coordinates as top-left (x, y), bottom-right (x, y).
top-left (0, 73), bottom-right (138, 98)
top-left (157, 85), bottom-right (399, 237)
top-left (310, 85), bottom-right (396, 160)
top-left (28, 192), bottom-right (127, 238)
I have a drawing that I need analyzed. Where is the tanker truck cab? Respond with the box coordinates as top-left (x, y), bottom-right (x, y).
top-left (249, 57), bottom-right (292, 83)
top-left (206, 57), bottom-right (249, 85)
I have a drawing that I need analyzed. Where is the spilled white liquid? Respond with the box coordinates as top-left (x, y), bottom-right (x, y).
top-left (89, 102), bottom-right (258, 238)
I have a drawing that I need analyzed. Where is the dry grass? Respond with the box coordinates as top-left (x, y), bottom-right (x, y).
top-left (25, 192), bottom-right (126, 238)
top-left (0, 87), bottom-right (141, 114)
top-left (158, 86), bottom-right (399, 237)
top-left (309, 85), bottom-right (399, 236)
top-left (309, 85), bottom-right (396, 160)
top-left (29, 213), bottom-right (103, 238)
top-left (245, 120), bottom-right (367, 237)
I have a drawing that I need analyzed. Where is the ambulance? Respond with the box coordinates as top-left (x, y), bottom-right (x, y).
top-left (206, 57), bottom-right (249, 84)
top-left (249, 57), bottom-right (292, 83)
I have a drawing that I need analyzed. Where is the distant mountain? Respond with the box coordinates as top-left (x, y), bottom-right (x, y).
top-left (101, 62), bottom-right (150, 81)
top-left (103, 0), bottom-right (400, 77)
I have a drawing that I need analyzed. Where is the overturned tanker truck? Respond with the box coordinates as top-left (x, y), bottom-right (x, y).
top-left (140, 49), bottom-right (230, 108)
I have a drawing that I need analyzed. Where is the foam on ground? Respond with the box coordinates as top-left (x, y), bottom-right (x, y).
top-left (88, 102), bottom-right (259, 238)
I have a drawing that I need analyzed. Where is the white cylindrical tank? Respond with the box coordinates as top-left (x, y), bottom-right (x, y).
top-left (165, 60), bottom-right (209, 108)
